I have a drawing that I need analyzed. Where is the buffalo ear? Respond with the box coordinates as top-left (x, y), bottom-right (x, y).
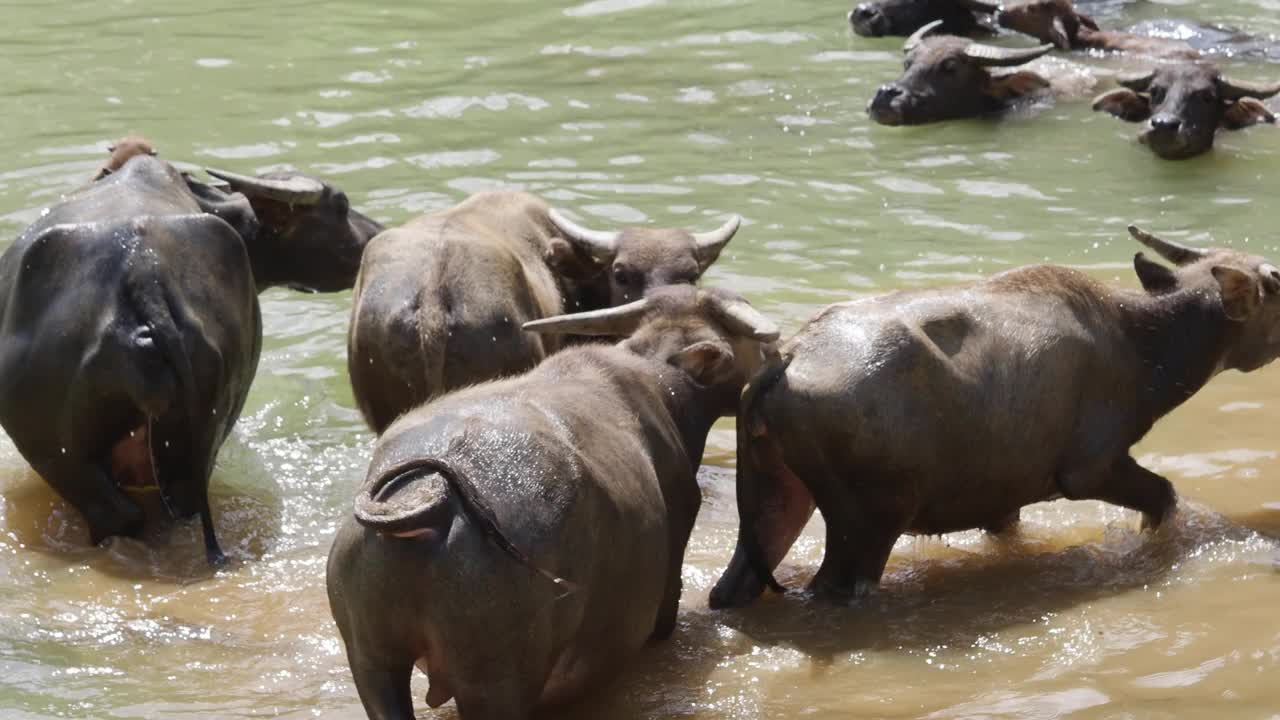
top-left (1133, 252), bottom-right (1178, 293)
top-left (1221, 97), bottom-right (1276, 130)
top-left (1091, 88), bottom-right (1152, 122)
top-left (184, 178), bottom-right (260, 242)
top-left (669, 340), bottom-right (735, 385)
top-left (1212, 266), bottom-right (1262, 321)
top-left (984, 71), bottom-right (1050, 102)
top-left (546, 237), bottom-right (604, 280)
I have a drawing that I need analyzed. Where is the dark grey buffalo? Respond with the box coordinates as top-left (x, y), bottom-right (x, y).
top-left (848, 0), bottom-right (997, 38)
top-left (328, 285), bottom-right (779, 720)
top-left (1093, 65), bottom-right (1279, 160)
top-left (347, 190), bottom-right (740, 434)
top-left (868, 21), bottom-right (1055, 125)
top-left (711, 226), bottom-right (1280, 608)
top-left (0, 152), bottom-right (380, 563)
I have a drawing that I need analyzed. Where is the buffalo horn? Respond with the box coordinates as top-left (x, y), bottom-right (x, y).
top-left (692, 214), bottom-right (742, 266)
top-left (548, 208), bottom-right (620, 260)
top-left (1127, 225), bottom-right (1207, 266)
top-left (204, 167), bottom-right (325, 205)
top-left (963, 41), bottom-right (1054, 67)
top-left (706, 294), bottom-right (780, 342)
top-left (523, 296), bottom-right (651, 336)
top-left (903, 20), bottom-right (945, 53)
top-left (1117, 70), bottom-right (1156, 92)
top-left (1218, 75), bottom-right (1280, 101)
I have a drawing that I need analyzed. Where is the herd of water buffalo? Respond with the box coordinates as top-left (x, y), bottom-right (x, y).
top-left (855, 0), bottom-right (1280, 159)
top-left (1, 4), bottom-right (1279, 718)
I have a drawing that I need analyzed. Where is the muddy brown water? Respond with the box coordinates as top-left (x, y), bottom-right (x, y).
top-left (3, 0), bottom-right (1280, 717)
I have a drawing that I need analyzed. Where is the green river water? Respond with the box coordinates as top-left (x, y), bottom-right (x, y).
top-left (3, 1), bottom-right (1280, 718)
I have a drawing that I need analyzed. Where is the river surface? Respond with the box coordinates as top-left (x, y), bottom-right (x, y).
top-left (3, 0), bottom-right (1280, 718)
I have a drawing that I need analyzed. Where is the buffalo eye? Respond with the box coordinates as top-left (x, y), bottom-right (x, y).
top-left (940, 58), bottom-right (959, 74)
top-left (613, 264), bottom-right (641, 287)
top-left (1149, 86), bottom-right (1167, 105)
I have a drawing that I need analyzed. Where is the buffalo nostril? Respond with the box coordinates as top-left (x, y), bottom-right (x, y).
top-left (1150, 116), bottom-right (1181, 133)
top-left (852, 4), bottom-right (877, 21)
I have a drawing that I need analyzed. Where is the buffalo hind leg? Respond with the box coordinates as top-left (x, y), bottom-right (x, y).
top-left (982, 509), bottom-right (1020, 535)
top-left (349, 658), bottom-right (415, 720)
top-left (1058, 455), bottom-right (1177, 530)
top-left (35, 458), bottom-right (144, 545)
top-left (808, 481), bottom-right (906, 603)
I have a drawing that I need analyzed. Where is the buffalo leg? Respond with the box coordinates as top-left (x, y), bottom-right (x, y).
top-left (349, 658), bottom-right (415, 720)
top-left (1058, 455), bottom-right (1177, 529)
top-left (982, 510), bottom-right (1020, 535)
top-left (34, 458), bottom-right (144, 545)
top-left (807, 478), bottom-right (906, 602)
top-left (199, 495), bottom-right (225, 566)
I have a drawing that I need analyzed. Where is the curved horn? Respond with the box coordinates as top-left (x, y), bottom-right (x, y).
top-left (705, 293), bottom-right (780, 342)
top-left (1117, 70), bottom-right (1156, 92)
top-left (204, 167), bottom-right (325, 205)
top-left (963, 41), bottom-right (1054, 67)
top-left (1218, 75), bottom-right (1280, 101)
top-left (1127, 225), bottom-right (1207, 266)
top-left (904, 19), bottom-right (945, 53)
top-left (547, 208), bottom-right (620, 260)
top-left (692, 215), bottom-right (741, 269)
top-left (523, 296), bottom-right (651, 337)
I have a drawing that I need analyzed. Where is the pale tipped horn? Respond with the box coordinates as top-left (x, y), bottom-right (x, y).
top-left (692, 215), bottom-right (741, 270)
top-left (1127, 225), bottom-right (1207, 266)
top-left (1218, 75), bottom-right (1280, 102)
top-left (523, 296), bottom-right (651, 336)
top-left (1117, 70), bottom-right (1156, 92)
top-left (204, 167), bottom-right (325, 205)
top-left (705, 294), bottom-right (780, 342)
top-left (548, 208), bottom-right (620, 260)
top-left (904, 19), bottom-right (945, 53)
top-left (963, 41), bottom-right (1054, 67)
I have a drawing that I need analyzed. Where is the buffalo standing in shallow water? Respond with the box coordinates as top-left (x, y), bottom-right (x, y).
top-left (347, 190), bottom-right (740, 433)
top-left (0, 150), bottom-right (381, 563)
top-left (848, 0), bottom-right (997, 38)
top-left (868, 21), bottom-right (1055, 125)
top-left (1093, 65), bottom-right (1279, 160)
top-left (712, 226), bottom-right (1280, 608)
top-left (328, 285), bottom-right (779, 719)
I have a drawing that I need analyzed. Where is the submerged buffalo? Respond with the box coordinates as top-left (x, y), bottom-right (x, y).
top-left (328, 285), bottom-right (779, 719)
top-left (848, 0), bottom-right (996, 38)
top-left (0, 149), bottom-right (380, 563)
top-left (868, 21), bottom-right (1055, 125)
top-left (996, 0), bottom-right (1197, 57)
top-left (711, 226), bottom-right (1280, 608)
top-left (1092, 65), bottom-right (1279, 160)
top-left (348, 190), bottom-right (740, 433)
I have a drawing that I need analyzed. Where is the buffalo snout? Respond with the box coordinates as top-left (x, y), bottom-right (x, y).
top-left (868, 84), bottom-right (909, 124)
top-left (850, 4), bottom-right (890, 36)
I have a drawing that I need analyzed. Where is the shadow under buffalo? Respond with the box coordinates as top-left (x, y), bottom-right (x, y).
top-left (0, 436), bottom-right (285, 584)
top-left (712, 501), bottom-right (1250, 664)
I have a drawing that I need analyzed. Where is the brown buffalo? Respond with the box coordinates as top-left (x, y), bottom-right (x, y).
top-left (868, 21), bottom-right (1055, 125)
top-left (347, 191), bottom-right (740, 433)
top-left (711, 226), bottom-right (1280, 608)
top-left (996, 0), bottom-right (1197, 57)
top-left (328, 285), bottom-right (779, 720)
top-left (1092, 65), bottom-right (1279, 159)
top-left (93, 136), bottom-right (158, 180)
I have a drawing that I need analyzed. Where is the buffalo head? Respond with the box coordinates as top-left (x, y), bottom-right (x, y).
top-left (995, 0), bottom-right (1097, 49)
top-left (205, 167), bottom-right (385, 292)
top-left (1092, 65), bottom-right (1279, 159)
top-left (1130, 225), bottom-right (1280, 372)
top-left (546, 210), bottom-right (741, 305)
top-left (868, 21), bottom-right (1055, 125)
top-left (848, 0), bottom-right (997, 38)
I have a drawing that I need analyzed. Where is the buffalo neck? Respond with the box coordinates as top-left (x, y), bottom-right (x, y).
top-left (1117, 284), bottom-right (1230, 425)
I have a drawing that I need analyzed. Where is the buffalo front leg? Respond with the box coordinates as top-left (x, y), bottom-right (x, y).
top-left (1058, 455), bottom-right (1177, 530)
top-left (34, 457), bottom-right (144, 545)
top-left (349, 658), bottom-right (415, 720)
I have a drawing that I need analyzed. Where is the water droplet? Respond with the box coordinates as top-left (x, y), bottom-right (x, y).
top-left (60, 448), bottom-right (67, 455)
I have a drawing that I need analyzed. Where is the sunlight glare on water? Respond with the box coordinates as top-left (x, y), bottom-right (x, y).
top-left (2, 0), bottom-right (1280, 717)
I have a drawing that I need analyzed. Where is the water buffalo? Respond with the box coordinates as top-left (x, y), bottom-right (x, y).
top-left (93, 135), bottom-right (158, 180)
top-left (328, 285), bottom-right (779, 720)
top-left (996, 0), bottom-right (1197, 57)
top-left (848, 0), bottom-right (997, 38)
top-left (868, 21), bottom-right (1055, 125)
top-left (0, 152), bottom-right (380, 564)
top-left (1092, 65), bottom-right (1279, 160)
top-left (710, 226), bottom-right (1280, 608)
top-left (347, 190), bottom-right (740, 434)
